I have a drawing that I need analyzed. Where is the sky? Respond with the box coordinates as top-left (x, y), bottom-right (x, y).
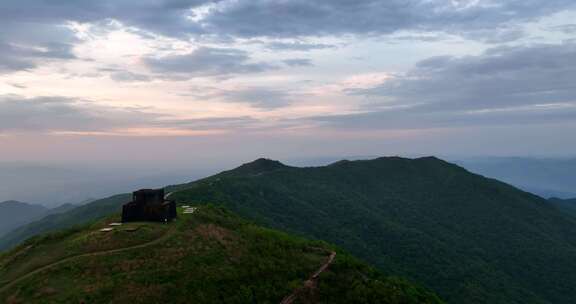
top-left (1, 0), bottom-right (576, 167)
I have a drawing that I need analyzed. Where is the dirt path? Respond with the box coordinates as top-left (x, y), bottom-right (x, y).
top-left (0, 226), bottom-right (177, 296)
top-left (280, 250), bottom-right (337, 304)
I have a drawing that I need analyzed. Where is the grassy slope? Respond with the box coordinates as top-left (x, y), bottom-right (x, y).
top-left (0, 205), bottom-right (442, 304)
top-left (168, 157), bottom-right (576, 304)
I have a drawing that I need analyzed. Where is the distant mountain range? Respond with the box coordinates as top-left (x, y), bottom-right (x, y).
top-left (2, 156), bottom-right (573, 206)
top-left (0, 201), bottom-right (48, 237)
top-left (455, 157), bottom-right (576, 198)
top-left (2, 156), bottom-right (576, 303)
top-left (0, 201), bottom-right (76, 238)
top-left (0, 162), bottom-right (214, 207)
top-left (0, 195), bottom-right (129, 251)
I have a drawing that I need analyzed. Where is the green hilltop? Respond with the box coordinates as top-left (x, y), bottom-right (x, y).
top-left (0, 205), bottom-right (442, 304)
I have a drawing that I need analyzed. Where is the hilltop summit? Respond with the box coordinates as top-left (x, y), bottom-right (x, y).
top-left (225, 158), bottom-right (291, 176)
top-left (171, 156), bottom-right (576, 303)
top-left (0, 206), bottom-right (442, 303)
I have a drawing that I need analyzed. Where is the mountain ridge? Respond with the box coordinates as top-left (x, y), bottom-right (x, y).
top-left (170, 156), bottom-right (576, 304)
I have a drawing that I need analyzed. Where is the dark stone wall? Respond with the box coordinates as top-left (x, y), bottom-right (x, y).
top-left (133, 189), bottom-right (165, 205)
top-left (122, 189), bottom-right (177, 223)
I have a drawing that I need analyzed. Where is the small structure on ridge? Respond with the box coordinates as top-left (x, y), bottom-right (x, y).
top-left (122, 189), bottom-right (177, 223)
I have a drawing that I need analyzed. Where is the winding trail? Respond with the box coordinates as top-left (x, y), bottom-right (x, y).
top-left (0, 225), bottom-right (177, 296)
top-left (279, 250), bottom-right (337, 304)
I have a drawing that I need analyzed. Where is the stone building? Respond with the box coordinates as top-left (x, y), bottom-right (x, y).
top-left (121, 189), bottom-right (177, 223)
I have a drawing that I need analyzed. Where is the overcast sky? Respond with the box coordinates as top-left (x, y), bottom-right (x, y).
top-left (1, 0), bottom-right (575, 166)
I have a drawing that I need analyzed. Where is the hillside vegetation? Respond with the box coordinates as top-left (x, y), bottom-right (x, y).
top-left (0, 206), bottom-right (442, 304)
top-left (549, 197), bottom-right (576, 217)
top-left (169, 157), bottom-right (576, 304)
top-left (4, 156), bottom-right (576, 303)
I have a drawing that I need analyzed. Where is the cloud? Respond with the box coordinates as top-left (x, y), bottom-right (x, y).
top-left (0, 1), bottom-right (216, 74)
top-left (0, 1), bottom-right (212, 37)
top-left (0, 43), bottom-right (36, 73)
top-left (110, 71), bottom-right (152, 82)
top-left (95, 66), bottom-right (153, 82)
top-left (309, 104), bottom-right (576, 131)
top-left (144, 47), bottom-right (277, 78)
top-left (300, 41), bottom-right (576, 131)
top-left (0, 95), bottom-right (161, 133)
top-left (158, 116), bottom-right (259, 130)
top-left (219, 87), bottom-right (294, 109)
top-left (0, 94), bottom-right (266, 134)
top-left (0, 17), bottom-right (80, 74)
top-left (547, 24), bottom-right (576, 34)
top-left (354, 42), bottom-right (576, 112)
top-left (0, 0), bottom-right (574, 76)
top-left (199, 0), bottom-right (576, 40)
top-left (283, 58), bottom-right (313, 67)
top-left (0, 40), bottom-right (76, 74)
top-left (2, 0), bottom-right (575, 49)
top-left (189, 86), bottom-right (295, 109)
top-left (263, 41), bottom-right (336, 51)
top-left (461, 28), bottom-right (526, 44)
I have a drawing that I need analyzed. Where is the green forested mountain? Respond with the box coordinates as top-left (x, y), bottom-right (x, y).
top-left (3, 157), bottom-right (576, 303)
top-left (0, 205), bottom-right (442, 304)
top-left (549, 197), bottom-right (576, 217)
top-left (169, 157), bottom-right (576, 304)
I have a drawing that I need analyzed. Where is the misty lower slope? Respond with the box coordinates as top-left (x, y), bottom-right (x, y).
top-left (0, 201), bottom-right (48, 237)
top-left (456, 157), bottom-right (576, 198)
top-left (0, 194), bottom-right (130, 251)
top-left (0, 206), bottom-right (442, 304)
top-left (169, 157), bottom-right (576, 304)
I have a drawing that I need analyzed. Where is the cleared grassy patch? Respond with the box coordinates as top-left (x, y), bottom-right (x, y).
top-left (0, 206), bottom-right (442, 304)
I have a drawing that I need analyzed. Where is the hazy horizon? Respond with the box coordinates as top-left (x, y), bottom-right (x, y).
top-left (2, 154), bottom-right (576, 207)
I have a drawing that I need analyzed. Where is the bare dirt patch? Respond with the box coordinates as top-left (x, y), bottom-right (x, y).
top-left (193, 224), bottom-right (236, 246)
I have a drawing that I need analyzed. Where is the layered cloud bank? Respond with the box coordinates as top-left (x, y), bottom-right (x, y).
top-left (1, 0), bottom-right (575, 159)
